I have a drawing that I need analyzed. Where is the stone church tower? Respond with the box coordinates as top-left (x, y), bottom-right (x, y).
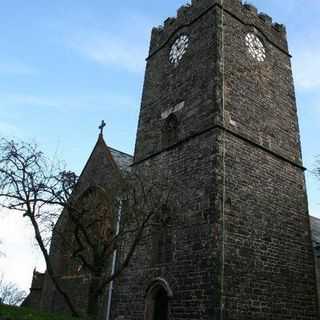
top-left (22, 0), bottom-right (320, 319)
top-left (110, 0), bottom-right (319, 319)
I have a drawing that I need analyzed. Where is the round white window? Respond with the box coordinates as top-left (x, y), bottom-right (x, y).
top-left (245, 33), bottom-right (266, 62)
top-left (169, 35), bottom-right (189, 66)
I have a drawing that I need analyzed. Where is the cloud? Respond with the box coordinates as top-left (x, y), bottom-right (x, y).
top-left (292, 46), bottom-right (320, 91)
top-left (69, 31), bottom-right (147, 73)
top-left (291, 23), bottom-right (320, 92)
top-left (0, 93), bottom-right (59, 109)
top-left (0, 209), bottom-right (45, 291)
top-left (0, 92), bottom-right (136, 112)
top-left (0, 122), bottom-right (21, 137)
top-left (59, 10), bottom-right (152, 74)
top-left (0, 62), bottom-right (36, 76)
top-left (310, 206), bottom-right (320, 219)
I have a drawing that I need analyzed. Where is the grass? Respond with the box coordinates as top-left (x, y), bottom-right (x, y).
top-left (0, 305), bottom-right (74, 320)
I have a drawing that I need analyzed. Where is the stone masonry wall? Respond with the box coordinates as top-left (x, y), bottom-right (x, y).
top-left (112, 131), bottom-right (224, 320)
top-left (118, 0), bottom-right (319, 319)
top-left (223, 134), bottom-right (318, 319)
top-left (118, 3), bottom-right (225, 319)
top-left (134, 2), bottom-right (221, 163)
top-left (315, 256), bottom-right (320, 310)
top-left (223, 0), bottom-right (302, 165)
top-left (222, 1), bottom-right (319, 318)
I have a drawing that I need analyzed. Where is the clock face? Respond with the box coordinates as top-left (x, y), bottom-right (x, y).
top-left (169, 35), bottom-right (189, 66)
top-left (245, 33), bottom-right (266, 62)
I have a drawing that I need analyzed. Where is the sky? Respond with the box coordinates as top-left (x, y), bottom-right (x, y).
top-left (0, 0), bottom-right (319, 293)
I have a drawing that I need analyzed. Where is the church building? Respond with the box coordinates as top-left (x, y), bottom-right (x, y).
top-left (23, 1), bottom-right (320, 319)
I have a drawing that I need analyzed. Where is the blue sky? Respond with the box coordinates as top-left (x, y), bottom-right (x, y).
top-left (0, 0), bottom-right (319, 291)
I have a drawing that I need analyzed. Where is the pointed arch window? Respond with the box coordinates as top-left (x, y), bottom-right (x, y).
top-left (151, 204), bottom-right (172, 265)
top-left (162, 113), bottom-right (179, 147)
top-left (145, 279), bottom-right (173, 320)
top-left (153, 287), bottom-right (168, 320)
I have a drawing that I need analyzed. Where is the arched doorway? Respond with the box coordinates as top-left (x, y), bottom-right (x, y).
top-left (145, 278), bottom-right (173, 320)
top-left (153, 287), bottom-right (168, 320)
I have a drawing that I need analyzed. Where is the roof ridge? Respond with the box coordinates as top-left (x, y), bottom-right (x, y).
top-left (109, 146), bottom-right (133, 158)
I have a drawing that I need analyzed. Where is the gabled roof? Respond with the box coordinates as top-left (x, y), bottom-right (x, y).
top-left (77, 134), bottom-right (132, 183)
top-left (310, 216), bottom-right (320, 244)
top-left (310, 216), bottom-right (320, 257)
top-left (110, 147), bottom-right (133, 172)
top-left (52, 134), bottom-right (132, 232)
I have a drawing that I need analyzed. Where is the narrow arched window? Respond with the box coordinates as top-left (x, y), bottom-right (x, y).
top-left (145, 280), bottom-right (172, 320)
top-left (162, 113), bottom-right (179, 147)
top-left (151, 204), bottom-right (172, 265)
top-left (153, 287), bottom-right (168, 320)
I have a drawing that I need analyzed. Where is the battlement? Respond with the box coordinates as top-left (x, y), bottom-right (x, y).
top-left (241, 2), bottom-right (286, 33)
top-left (149, 0), bottom-right (287, 55)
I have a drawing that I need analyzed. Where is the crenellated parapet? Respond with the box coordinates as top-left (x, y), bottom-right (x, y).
top-left (234, 1), bottom-right (288, 50)
top-left (241, 3), bottom-right (286, 32)
top-left (149, 0), bottom-right (288, 57)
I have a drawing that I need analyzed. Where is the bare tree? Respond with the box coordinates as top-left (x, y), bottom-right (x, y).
top-left (0, 138), bottom-right (175, 318)
top-left (0, 139), bottom-right (79, 316)
top-left (0, 274), bottom-right (26, 306)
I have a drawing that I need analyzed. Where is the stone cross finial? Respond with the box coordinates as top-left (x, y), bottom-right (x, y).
top-left (99, 120), bottom-right (106, 135)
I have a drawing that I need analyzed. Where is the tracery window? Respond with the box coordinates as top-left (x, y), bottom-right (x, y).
top-left (245, 32), bottom-right (266, 62)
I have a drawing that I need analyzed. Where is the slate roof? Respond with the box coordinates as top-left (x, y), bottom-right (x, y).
top-left (109, 147), bottom-right (133, 172)
top-left (310, 216), bottom-right (320, 257)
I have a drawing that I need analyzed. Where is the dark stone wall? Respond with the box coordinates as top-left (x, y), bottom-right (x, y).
top-left (21, 272), bottom-right (45, 310)
top-left (315, 256), bottom-right (320, 310)
top-left (40, 276), bottom-right (91, 315)
top-left (114, 1), bottom-right (319, 320)
top-left (134, 3), bottom-right (220, 163)
top-left (223, 0), bottom-right (288, 50)
top-left (221, 1), bottom-right (319, 318)
top-left (223, 0), bottom-right (301, 164)
top-left (112, 131), bottom-right (223, 320)
top-left (223, 134), bottom-right (318, 319)
top-left (116, 3), bottom-right (225, 319)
